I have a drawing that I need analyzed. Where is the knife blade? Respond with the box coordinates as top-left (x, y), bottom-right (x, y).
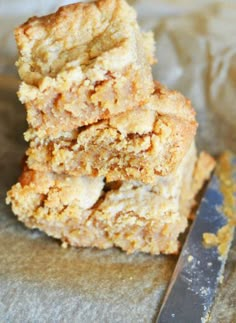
top-left (156, 152), bottom-right (236, 323)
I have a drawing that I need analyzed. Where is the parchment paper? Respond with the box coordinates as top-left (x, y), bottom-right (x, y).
top-left (0, 1), bottom-right (236, 322)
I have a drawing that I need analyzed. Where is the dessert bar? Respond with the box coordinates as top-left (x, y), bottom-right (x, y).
top-left (7, 145), bottom-right (215, 255)
top-left (26, 82), bottom-right (197, 183)
top-left (15, 0), bottom-right (155, 136)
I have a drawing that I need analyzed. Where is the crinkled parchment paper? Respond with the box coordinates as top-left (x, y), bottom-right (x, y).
top-left (0, 1), bottom-right (235, 322)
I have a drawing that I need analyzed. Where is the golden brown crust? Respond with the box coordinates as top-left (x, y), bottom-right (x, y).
top-left (15, 0), bottom-right (155, 128)
top-left (25, 82), bottom-right (198, 183)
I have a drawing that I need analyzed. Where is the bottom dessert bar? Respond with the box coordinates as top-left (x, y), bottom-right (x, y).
top-left (6, 145), bottom-right (215, 255)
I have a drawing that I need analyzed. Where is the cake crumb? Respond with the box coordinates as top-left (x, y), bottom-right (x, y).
top-left (62, 242), bottom-right (68, 249)
top-left (218, 274), bottom-right (224, 284)
top-left (188, 255), bottom-right (194, 263)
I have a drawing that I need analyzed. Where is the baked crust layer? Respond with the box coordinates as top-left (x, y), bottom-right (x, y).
top-left (6, 145), bottom-right (215, 255)
top-left (15, 0), bottom-right (155, 131)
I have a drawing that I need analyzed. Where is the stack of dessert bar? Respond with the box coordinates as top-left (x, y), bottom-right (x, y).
top-left (7, 0), bottom-right (215, 255)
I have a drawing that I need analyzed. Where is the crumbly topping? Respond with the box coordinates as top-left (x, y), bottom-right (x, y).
top-left (15, 1), bottom-right (131, 82)
top-left (15, 0), bottom-right (154, 87)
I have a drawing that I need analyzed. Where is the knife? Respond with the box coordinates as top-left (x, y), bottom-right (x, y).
top-left (156, 152), bottom-right (236, 323)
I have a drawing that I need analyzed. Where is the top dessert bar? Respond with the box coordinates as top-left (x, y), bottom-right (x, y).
top-left (15, 0), bottom-right (155, 133)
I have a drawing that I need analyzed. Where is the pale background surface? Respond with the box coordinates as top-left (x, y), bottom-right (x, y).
top-left (0, 1), bottom-right (236, 322)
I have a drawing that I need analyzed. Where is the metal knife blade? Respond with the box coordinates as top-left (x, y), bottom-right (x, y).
top-left (157, 152), bottom-right (236, 323)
